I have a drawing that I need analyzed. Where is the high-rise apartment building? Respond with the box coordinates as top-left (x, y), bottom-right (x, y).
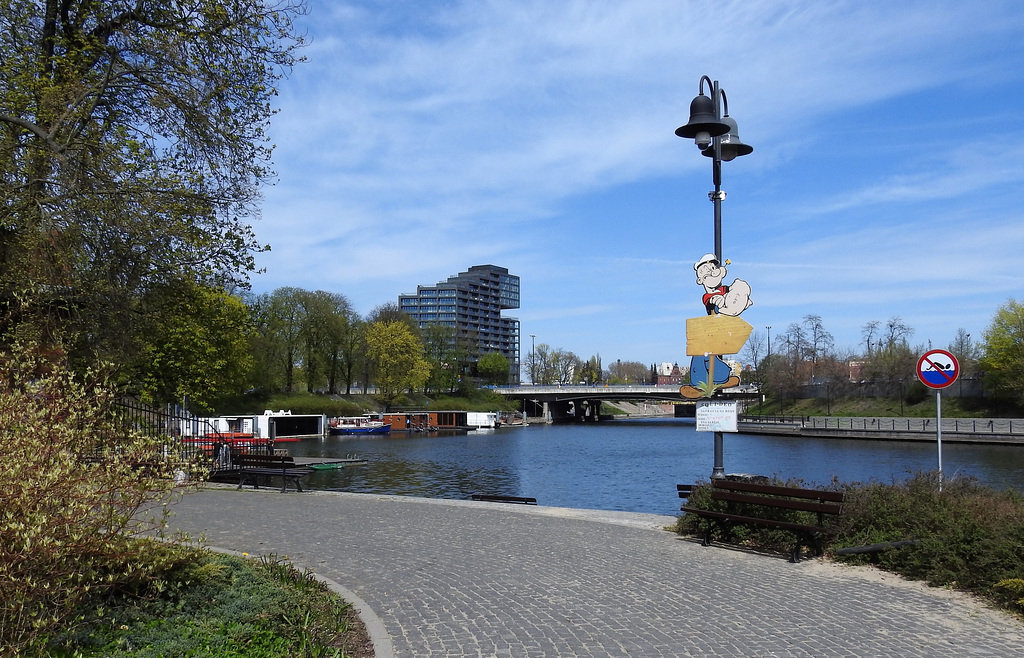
top-left (399, 265), bottom-right (520, 382)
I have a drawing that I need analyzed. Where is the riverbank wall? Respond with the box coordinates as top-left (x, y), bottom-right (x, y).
top-left (739, 416), bottom-right (1024, 446)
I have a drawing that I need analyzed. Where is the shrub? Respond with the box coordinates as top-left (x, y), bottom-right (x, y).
top-left (0, 342), bottom-right (202, 655)
top-left (834, 474), bottom-right (1024, 595)
top-left (673, 472), bottom-right (1024, 613)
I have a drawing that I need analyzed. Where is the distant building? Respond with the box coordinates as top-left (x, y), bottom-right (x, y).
top-left (399, 265), bottom-right (521, 383)
top-left (657, 363), bottom-right (685, 385)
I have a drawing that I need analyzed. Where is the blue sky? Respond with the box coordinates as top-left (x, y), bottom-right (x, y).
top-left (253, 0), bottom-right (1024, 370)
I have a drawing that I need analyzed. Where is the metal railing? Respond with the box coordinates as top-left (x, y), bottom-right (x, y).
top-left (740, 415), bottom-right (1024, 436)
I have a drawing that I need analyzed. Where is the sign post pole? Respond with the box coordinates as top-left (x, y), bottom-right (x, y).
top-left (936, 390), bottom-right (943, 490)
top-left (916, 349), bottom-right (959, 491)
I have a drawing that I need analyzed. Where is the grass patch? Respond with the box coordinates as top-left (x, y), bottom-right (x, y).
top-left (44, 546), bottom-right (372, 658)
top-left (746, 395), bottom-right (1024, 418)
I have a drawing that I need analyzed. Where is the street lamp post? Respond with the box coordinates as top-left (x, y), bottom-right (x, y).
top-left (676, 75), bottom-right (753, 480)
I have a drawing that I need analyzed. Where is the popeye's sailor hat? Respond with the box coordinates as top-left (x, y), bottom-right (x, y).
top-left (694, 253), bottom-right (719, 270)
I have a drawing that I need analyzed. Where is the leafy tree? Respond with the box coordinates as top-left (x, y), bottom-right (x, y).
top-left (246, 291), bottom-right (288, 394)
top-left (364, 320), bottom-right (430, 410)
top-left (607, 359), bottom-right (648, 384)
top-left (477, 351), bottom-right (510, 385)
top-left (422, 323), bottom-right (461, 394)
top-left (266, 287), bottom-right (305, 392)
top-left (294, 290), bottom-right (352, 394)
top-left (0, 0), bottom-right (306, 367)
top-left (550, 348), bottom-right (580, 385)
top-left (980, 299), bottom-right (1024, 405)
top-left (320, 293), bottom-right (356, 395)
top-left (338, 316), bottom-right (365, 395)
top-left (577, 354), bottom-right (602, 385)
top-left (135, 281), bottom-right (254, 412)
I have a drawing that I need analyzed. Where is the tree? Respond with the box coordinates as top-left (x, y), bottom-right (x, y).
top-left (364, 320), bottom-right (430, 410)
top-left (803, 314), bottom-right (834, 381)
top-left (529, 343), bottom-right (552, 384)
top-left (134, 281), bottom-right (254, 412)
top-left (948, 327), bottom-right (981, 382)
top-left (549, 349), bottom-right (580, 385)
top-left (338, 317), bottom-right (366, 395)
top-left (422, 323), bottom-right (461, 394)
top-left (740, 329), bottom-right (766, 376)
top-left (0, 0), bottom-right (306, 366)
top-left (320, 293), bottom-right (356, 395)
top-left (265, 287), bottom-right (305, 392)
top-left (477, 351), bottom-right (510, 385)
top-left (862, 320), bottom-right (880, 357)
top-left (980, 299), bottom-right (1024, 405)
top-left (294, 290), bottom-right (352, 394)
top-left (577, 354), bottom-right (602, 385)
top-left (607, 359), bottom-right (648, 384)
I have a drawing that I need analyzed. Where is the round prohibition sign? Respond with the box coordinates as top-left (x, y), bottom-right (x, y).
top-left (917, 349), bottom-right (960, 389)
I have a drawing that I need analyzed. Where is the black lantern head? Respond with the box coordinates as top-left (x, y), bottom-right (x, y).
top-left (700, 115), bottom-right (753, 161)
top-left (675, 93), bottom-right (729, 149)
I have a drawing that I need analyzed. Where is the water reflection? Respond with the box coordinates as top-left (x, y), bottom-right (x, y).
top-left (284, 419), bottom-right (1024, 516)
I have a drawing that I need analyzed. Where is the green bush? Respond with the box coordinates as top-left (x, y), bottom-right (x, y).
top-left (673, 473), bottom-right (1024, 613)
top-left (834, 474), bottom-right (1024, 594)
top-left (0, 342), bottom-right (202, 655)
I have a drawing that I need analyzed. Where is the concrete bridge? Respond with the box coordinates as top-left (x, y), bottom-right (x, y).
top-left (496, 384), bottom-right (760, 423)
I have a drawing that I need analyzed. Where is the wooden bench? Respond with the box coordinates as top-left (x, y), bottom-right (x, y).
top-left (231, 453), bottom-right (314, 492)
top-left (678, 480), bottom-right (845, 562)
top-left (471, 493), bottom-right (537, 505)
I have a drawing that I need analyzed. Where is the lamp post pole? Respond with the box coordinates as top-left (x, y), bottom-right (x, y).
top-left (676, 75), bottom-right (753, 480)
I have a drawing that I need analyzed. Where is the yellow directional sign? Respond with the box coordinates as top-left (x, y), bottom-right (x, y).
top-left (686, 314), bottom-right (753, 356)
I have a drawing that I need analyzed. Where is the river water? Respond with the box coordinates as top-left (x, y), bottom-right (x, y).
top-left (284, 418), bottom-right (1024, 516)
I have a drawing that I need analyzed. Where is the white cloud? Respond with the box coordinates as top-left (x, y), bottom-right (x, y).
top-left (250, 0), bottom-right (1024, 362)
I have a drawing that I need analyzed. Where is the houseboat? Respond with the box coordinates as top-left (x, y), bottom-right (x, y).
top-left (328, 415), bottom-right (391, 435)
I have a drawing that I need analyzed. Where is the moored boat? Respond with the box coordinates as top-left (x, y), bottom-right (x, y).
top-left (328, 415), bottom-right (391, 435)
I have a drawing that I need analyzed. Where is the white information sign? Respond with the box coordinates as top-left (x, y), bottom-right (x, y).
top-left (696, 400), bottom-right (738, 433)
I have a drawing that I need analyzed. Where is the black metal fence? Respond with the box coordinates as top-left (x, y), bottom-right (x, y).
top-left (113, 399), bottom-right (219, 462)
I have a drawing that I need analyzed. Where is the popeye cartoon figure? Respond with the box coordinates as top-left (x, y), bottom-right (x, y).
top-left (679, 253), bottom-right (753, 399)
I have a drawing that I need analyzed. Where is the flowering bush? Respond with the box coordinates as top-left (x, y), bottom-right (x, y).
top-left (0, 342), bottom-right (200, 655)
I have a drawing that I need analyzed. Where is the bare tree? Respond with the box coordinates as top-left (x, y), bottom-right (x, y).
top-left (740, 329), bottom-right (766, 375)
top-left (803, 315), bottom-right (834, 381)
top-left (862, 320), bottom-right (880, 356)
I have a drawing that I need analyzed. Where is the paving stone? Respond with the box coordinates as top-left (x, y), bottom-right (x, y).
top-left (165, 488), bottom-right (1024, 657)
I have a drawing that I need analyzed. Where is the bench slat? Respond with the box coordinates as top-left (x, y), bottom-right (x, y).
top-left (714, 479), bottom-right (845, 503)
top-left (711, 490), bottom-right (843, 516)
top-left (680, 507), bottom-right (826, 534)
